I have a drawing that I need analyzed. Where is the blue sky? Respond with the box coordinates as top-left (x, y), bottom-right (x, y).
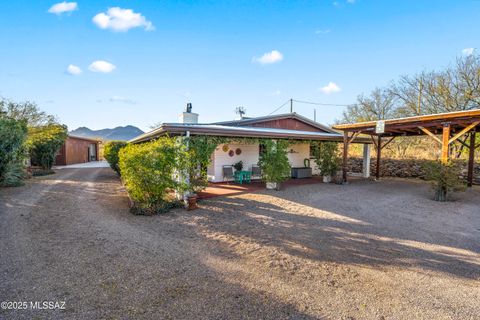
top-left (0, 0), bottom-right (478, 131)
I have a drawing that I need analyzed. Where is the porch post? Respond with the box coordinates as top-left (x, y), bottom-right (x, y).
top-left (375, 135), bottom-right (382, 180)
top-left (342, 131), bottom-right (349, 183)
top-left (362, 143), bottom-right (371, 178)
top-left (441, 123), bottom-right (450, 164)
top-left (467, 130), bottom-right (476, 187)
top-left (181, 131), bottom-right (191, 204)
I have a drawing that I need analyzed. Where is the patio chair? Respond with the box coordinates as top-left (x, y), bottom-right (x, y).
top-left (251, 165), bottom-right (262, 180)
top-left (223, 165), bottom-right (234, 182)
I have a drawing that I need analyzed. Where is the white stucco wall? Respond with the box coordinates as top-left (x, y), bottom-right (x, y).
top-left (207, 142), bottom-right (320, 182)
top-left (207, 143), bottom-right (261, 182)
top-left (287, 143), bottom-right (320, 175)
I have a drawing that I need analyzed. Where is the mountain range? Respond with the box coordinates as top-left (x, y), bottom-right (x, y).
top-left (70, 125), bottom-right (144, 141)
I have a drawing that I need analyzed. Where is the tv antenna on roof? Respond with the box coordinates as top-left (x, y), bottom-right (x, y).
top-left (235, 106), bottom-right (246, 119)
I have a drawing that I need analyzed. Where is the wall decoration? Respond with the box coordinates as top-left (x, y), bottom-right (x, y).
top-left (235, 148), bottom-right (242, 155)
top-left (228, 150), bottom-right (234, 157)
top-left (222, 145), bottom-right (229, 152)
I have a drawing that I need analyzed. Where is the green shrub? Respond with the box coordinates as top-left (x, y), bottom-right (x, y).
top-left (312, 142), bottom-right (340, 177)
top-left (0, 118), bottom-right (28, 186)
top-left (119, 137), bottom-right (189, 214)
top-left (2, 161), bottom-right (27, 186)
top-left (423, 161), bottom-right (466, 201)
top-left (186, 136), bottom-right (224, 192)
top-left (104, 141), bottom-right (128, 175)
top-left (27, 124), bottom-right (68, 170)
top-left (258, 140), bottom-right (291, 186)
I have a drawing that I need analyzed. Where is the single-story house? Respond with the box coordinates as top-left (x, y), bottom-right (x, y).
top-left (54, 135), bottom-right (101, 166)
top-left (129, 105), bottom-right (371, 182)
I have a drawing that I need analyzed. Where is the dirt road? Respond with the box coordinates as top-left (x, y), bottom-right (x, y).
top-left (1, 168), bottom-right (479, 319)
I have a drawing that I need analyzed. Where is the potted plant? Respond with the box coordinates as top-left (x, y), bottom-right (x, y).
top-left (186, 193), bottom-right (198, 210)
top-left (233, 160), bottom-right (243, 172)
top-left (258, 140), bottom-right (291, 190)
top-left (313, 142), bottom-right (340, 183)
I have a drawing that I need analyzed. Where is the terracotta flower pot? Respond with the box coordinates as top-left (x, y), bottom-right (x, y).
top-left (186, 194), bottom-right (198, 210)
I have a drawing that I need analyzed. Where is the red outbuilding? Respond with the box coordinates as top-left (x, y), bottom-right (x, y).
top-left (54, 135), bottom-right (101, 166)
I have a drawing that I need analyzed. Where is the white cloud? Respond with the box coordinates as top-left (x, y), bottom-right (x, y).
top-left (320, 82), bottom-right (341, 94)
top-left (253, 50), bottom-right (284, 65)
top-left (315, 29), bottom-right (331, 35)
top-left (48, 2), bottom-right (78, 15)
top-left (271, 89), bottom-right (281, 96)
top-left (66, 64), bottom-right (82, 75)
top-left (88, 60), bottom-right (116, 73)
top-left (109, 96), bottom-right (137, 105)
top-left (462, 48), bottom-right (475, 56)
top-left (92, 7), bottom-right (154, 32)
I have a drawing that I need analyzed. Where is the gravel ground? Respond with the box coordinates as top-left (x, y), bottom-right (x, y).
top-left (0, 168), bottom-right (479, 320)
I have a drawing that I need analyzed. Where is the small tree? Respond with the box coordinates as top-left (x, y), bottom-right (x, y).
top-left (258, 140), bottom-right (291, 190)
top-left (104, 141), bottom-right (128, 175)
top-left (27, 124), bottom-right (68, 171)
top-left (312, 142), bottom-right (340, 180)
top-left (423, 161), bottom-right (466, 201)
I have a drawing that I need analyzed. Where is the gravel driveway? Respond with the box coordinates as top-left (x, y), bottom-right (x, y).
top-left (1, 168), bottom-right (479, 319)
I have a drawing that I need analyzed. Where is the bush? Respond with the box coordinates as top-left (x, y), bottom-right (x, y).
top-left (186, 136), bottom-right (224, 192)
top-left (312, 142), bottom-right (340, 177)
top-left (258, 140), bottom-right (291, 186)
top-left (104, 141), bottom-right (128, 175)
top-left (27, 124), bottom-right (68, 170)
top-left (0, 118), bottom-right (28, 186)
top-left (423, 161), bottom-right (466, 201)
top-left (119, 137), bottom-right (188, 214)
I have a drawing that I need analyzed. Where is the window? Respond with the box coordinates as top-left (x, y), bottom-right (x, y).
top-left (309, 144), bottom-right (319, 158)
top-left (259, 144), bottom-right (266, 155)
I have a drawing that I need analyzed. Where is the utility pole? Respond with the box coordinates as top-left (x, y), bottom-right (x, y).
top-left (314, 108), bottom-right (317, 122)
top-left (290, 99), bottom-right (293, 113)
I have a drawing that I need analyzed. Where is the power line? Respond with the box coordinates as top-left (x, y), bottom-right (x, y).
top-left (268, 99), bottom-right (291, 115)
top-left (292, 99), bottom-right (353, 107)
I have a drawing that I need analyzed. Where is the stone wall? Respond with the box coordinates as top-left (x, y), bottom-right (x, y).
top-left (348, 157), bottom-right (480, 182)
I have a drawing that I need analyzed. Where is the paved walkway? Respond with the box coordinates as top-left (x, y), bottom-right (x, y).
top-left (53, 160), bottom-right (109, 169)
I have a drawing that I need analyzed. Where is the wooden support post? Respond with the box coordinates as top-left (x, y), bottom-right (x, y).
top-left (467, 130), bottom-right (476, 187)
top-left (441, 124), bottom-right (450, 164)
top-left (376, 135), bottom-right (382, 180)
top-left (342, 131), bottom-right (349, 183)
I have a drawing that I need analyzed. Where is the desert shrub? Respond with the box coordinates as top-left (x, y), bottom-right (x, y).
top-left (27, 124), bottom-right (68, 170)
top-left (258, 140), bottom-right (291, 186)
top-left (119, 137), bottom-right (188, 214)
top-left (423, 161), bottom-right (466, 201)
top-left (0, 118), bottom-right (28, 186)
top-left (312, 142), bottom-right (340, 177)
top-left (104, 141), bottom-right (128, 174)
